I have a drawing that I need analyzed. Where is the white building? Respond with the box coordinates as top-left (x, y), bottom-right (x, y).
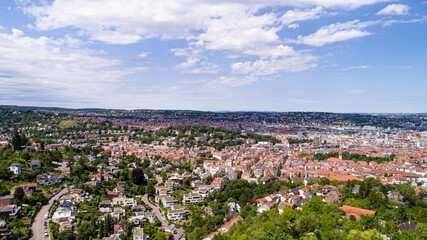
top-left (183, 193), bottom-right (204, 204)
top-left (133, 227), bottom-right (148, 240)
top-left (9, 163), bottom-right (22, 175)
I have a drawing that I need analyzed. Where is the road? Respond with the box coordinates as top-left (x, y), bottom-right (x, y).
top-left (31, 187), bottom-right (68, 240)
top-left (141, 194), bottom-right (184, 239)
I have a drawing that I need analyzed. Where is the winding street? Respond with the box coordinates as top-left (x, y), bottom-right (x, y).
top-left (141, 194), bottom-right (184, 240)
top-left (30, 187), bottom-right (68, 240)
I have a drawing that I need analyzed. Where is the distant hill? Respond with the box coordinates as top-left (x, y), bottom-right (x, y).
top-left (0, 105), bottom-right (119, 113)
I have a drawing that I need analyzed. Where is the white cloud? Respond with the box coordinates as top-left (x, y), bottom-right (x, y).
top-left (16, 0), bottom-right (399, 89)
top-left (281, 6), bottom-right (326, 25)
top-left (288, 24), bottom-right (300, 29)
top-left (197, 10), bottom-right (281, 51)
top-left (22, 0), bottom-right (388, 45)
top-left (243, 45), bottom-right (298, 59)
top-left (231, 52), bottom-right (317, 76)
top-left (377, 4), bottom-right (410, 15)
top-left (175, 56), bottom-right (221, 74)
top-left (338, 65), bottom-right (371, 71)
top-left (382, 17), bottom-right (426, 27)
top-left (225, 54), bottom-right (239, 59)
top-left (203, 75), bottom-right (258, 89)
top-left (0, 28), bottom-right (141, 104)
top-left (137, 52), bottom-right (151, 58)
top-left (294, 20), bottom-right (376, 46)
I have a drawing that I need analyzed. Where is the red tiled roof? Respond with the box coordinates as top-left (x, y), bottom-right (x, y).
top-left (342, 205), bottom-right (376, 216)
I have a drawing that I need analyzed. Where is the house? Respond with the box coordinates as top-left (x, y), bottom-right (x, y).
top-left (133, 227), bottom-right (148, 240)
top-left (257, 203), bottom-right (273, 215)
top-left (70, 189), bottom-right (91, 202)
top-left (156, 195), bottom-right (178, 209)
top-left (323, 190), bottom-right (343, 204)
top-left (62, 167), bottom-right (71, 176)
top-left (10, 183), bottom-right (37, 197)
top-left (0, 205), bottom-right (21, 219)
top-left (0, 219), bottom-right (11, 237)
top-left (59, 221), bottom-right (73, 232)
top-left (164, 180), bottom-right (177, 190)
top-left (191, 180), bottom-right (204, 188)
top-left (107, 191), bottom-right (119, 199)
top-left (91, 174), bottom-right (102, 182)
top-left (183, 193), bottom-right (204, 204)
top-left (195, 187), bottom-right (213, 198)
top-left (37, 172), bottom-right (61, 186)
top-left (113, 185), bottom-right (125, 195)
top-left (278, 201), bottom-right (295, 214)
top-left (398, 220), bottom-right (419, 236)
top-left (99, 200), bottom-right (114, 212)
top-left (30, 160), bottom-right (41, 170)
top-left (52, 199), bottom-right (76, 223)
top-left (167, 204), bottom-right (189, 222)
top-left (9, 163), bottom-right (22, 175)
top-left (211, 177), bottom-right (226, 190)
top-left (114, 221), bottom-right (128, 235)
top-left (202, 217), bottom-right (242, 240)
top-left (155, 186), bottom-right (172, 195)
top-left (291, 195), bottom-right (300, 205)
top-left (102, 234), bottom-right (121, 240)
top-left (0, 196), bottom-right (14, 206)
top-left (111, 207), bottom-right (125, 220)
top-left (342, 205), bottom-right (376, 220)
top-left (112, 197), bottom-right (136, 207)
top-left (227, 202), bottom-right (240, 213)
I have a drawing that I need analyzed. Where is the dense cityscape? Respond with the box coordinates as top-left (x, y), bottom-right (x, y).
top-left (1, 0), bottom-right (426, 239)
top-left (0, 106), bottom-right (426, 240)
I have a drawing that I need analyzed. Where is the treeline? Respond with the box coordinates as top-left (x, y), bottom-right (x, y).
top-left (314, 152), bottom-right (395, 164)
top-left (185, 179), bottom-right (303, 240)
top-left (0, 108), bottom-right (55, 129)
top-left (215, 178), bottom-right (427, 240)
top-left (287, 138), bottom-right (313, 144)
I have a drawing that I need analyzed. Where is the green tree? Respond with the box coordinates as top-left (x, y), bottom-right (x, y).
top-left (57, 230), bottom-right (76, 240)
top-left (416, 208), bottom-right (427, 224)
top-left (13, 187), bottom-right (25, 201)
top-left (366, 190), bottom-right (386, 209)
top-left (416, 223), bottom-right (427, 239)
top-left (132, 168), bottom-right (145, 185)
top-left (146, 182), bottom-right (155, 197)
top-left (296, 214), bottom-right (319, 234)
top-left (302, 197), bottom-right (325, 215)
top-left (390, 230), bottom-right (419, 240)
top-left (77, 221), bottom-right (94, 240)
top-left (11, 131), bottom-right (27, 151)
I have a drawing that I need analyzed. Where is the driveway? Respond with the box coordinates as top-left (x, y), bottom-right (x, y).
top-left (155, 174), bottom-right (163, 185)
top-left (30, 187), bottom-right (68, 240)
top-left (141, 194), bottom-right (184, 239)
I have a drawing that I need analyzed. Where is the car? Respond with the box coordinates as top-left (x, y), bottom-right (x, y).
top-left (44, 232), bottom-right (48, 238)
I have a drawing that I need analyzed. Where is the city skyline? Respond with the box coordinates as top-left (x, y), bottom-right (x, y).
top-left (0, 0), bottom-right (426, 112)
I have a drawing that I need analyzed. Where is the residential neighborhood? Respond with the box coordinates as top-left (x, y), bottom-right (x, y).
top-left (0, 108), bottom-right (426, 240)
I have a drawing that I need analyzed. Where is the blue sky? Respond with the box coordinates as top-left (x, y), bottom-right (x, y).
top-left (0, 0), bottom-right (426, 112)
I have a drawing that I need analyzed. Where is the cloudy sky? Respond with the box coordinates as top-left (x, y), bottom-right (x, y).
top-left (0, 0), bottom-right (426, 112)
